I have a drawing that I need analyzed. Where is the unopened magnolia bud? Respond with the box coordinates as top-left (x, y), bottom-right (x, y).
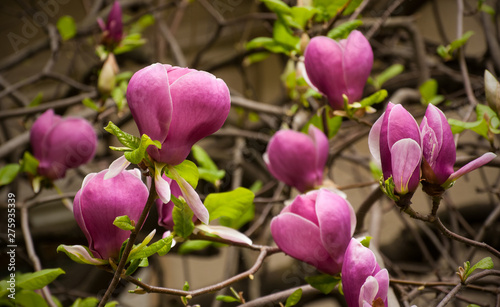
top-left (485, 70), bottom-right (500, 115)
top-left (98, 53), bottom-right (119, 96)
top-left (300, 33), bottom-right (310, 55)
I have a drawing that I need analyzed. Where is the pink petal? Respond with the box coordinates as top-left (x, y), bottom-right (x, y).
top-left (265, 129), bottom-right (323, 192)
top-left (421, 104), bottom-right (456, 184)
top-left (390, 139), bottom-right (421, 194)
top-left (308, 125), bottom-right (329, 181)
top-left (304, 36), bottom-right (346, 109)
top-left (104, 155), bottom-right (131, 180)
top-left (58, 245), bottom-right (109, 265)
top-left (270, 212), bottom-right (336, 275)
top-left (342, 238), bottom-right (382, 307)
top-left (196, 224), bottom-right (252, 246)
top-left (316, 189), bottom-right (355, 268)
top-left (359, 276), bottom-right (379, 307)
top-left (152, 67), bottom-right (230, 165)
top-left (168, 166), bottom-right (209, 224)
top-left (127, 63), bottom-right (173, 145)
top-left (30, 109), bottom-right (61, 159)
top-left (155, 164), bottom-right (171, 204)
top-left (368, 113), bottom-right (384, 166)
top-left (342, 30), bottom-right (374, 103)
top-left (446, 152), bottom-right (497, 185)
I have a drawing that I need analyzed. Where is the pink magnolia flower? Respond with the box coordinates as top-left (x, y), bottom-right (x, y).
top-left (270, 189), bottom-right (356, 275)
top-left (98, 0), bottom-right (123, 47)
top-left (304, 30), bottom-right (373, 110)
top-left (368, 102), bottom-right (422, 195)
top-left (342, 238), bottom-right (389, 307)
top-left (420, 104), bottom-right (496, 187)
top-left (30, 109), bottom-right (97, 180)
top-left (73, 169), bottom-right (148, 260)
top-left (264, 125), bottom-right (329, 193)
top-left (127, 63), bottom-right (231, 166)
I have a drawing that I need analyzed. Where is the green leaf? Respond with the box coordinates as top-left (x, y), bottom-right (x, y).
top-left (204, 188), bottom-right (255, 223)
top-left (273, 19), bottom-right (300, 51)
top-left (70, 297), bottom-right (99, 307)
top-left (359, 90), bottom-right (388, 107)
top-left (57, 15), bottom-right (77, 41)
top-left (373, 64), bottom-right (404, 89)
top-left (360, 236), bottom-right (372, 248)
top-left (113, 215), bottom-right (135, 231)
top-left (28, 92), bottom-right (43, 107)
top-left (166, 159), bottom-right (199, 189)
top-left (111, 85), bottom-right (126, 112)
top-left (327, 20), bottom-right (363, 39)
top-left (82, 97), bottom-right (101, 111)
top-left (479, 4), bottom-right (495, 17)
top-left (313, 0), bottom-right (346, 21)
top-left (114, 33), bottom-right (146, 54)
top-left (128, 236), bottom-right (173, 262)
top-left (198, 168), bottom-right (226, 185)
top-left (260, 0), bottom-right (292, 15)
top-left (127, 230), bottom-right (156, 261)
top-left (437, 31), bottom-right (474, 61)
top-left (249, 180), bottom-right (263, 194)
top-left (20, 151), bottom-right (39, 176)
top-left (183, 281), bottom-right (190, 291)
top-left (343, 0), bottom-right (363, 15)
top-left (124, 134), bottom-right (161, 164)
top-left (245, 37), bottom-right (290, 54)
top-left (15, 289), bottom-right (48, 307)
top-left (192, 145), bottom-right (218, 171)
top-left (305, 274), bottom-right (340, 294)
top-left (448, 118), bottom-right (489, 139)
top-left (130, 14), bottom-right (155, 34)
top-left (465, 257), bottom-right (494, 280)
top-left (290, 6), bottom-right (317, 29)
top-left (178, 240), bottom-right (213, 254)
top-left (302, 108), bottom-right (342, 139)
top-left (0, 164), bottom-right (21, 186)
top-left (16, 268), bottom-right (65, 290)
top-left (104, 121), bottom-right (141, 149)
top-left (369, 161), bottom-right (383, 181)
top-left (243, 51), bottom-right (271, 66)
top-left (124, 258), bottom-right (142, 276)
top-left (172, 196), bottom-right (195, 239)
top-left (450, 31), bottom-right (474, 51)
top-left (285, 288), bottom-right (302, 307)
top-left (467, 305), bottom-right (481, 307)
top-left (216, 295), bottom-right (241, 303)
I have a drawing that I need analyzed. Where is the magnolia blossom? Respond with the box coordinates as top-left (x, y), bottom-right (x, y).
top-left (420, 104), bottom-right (496, 187)
top-left (98, 0), bottom-right (123, 47)
top-left (342, 238), bottom-right (389, 307)
top-left (30, 109), bottom-right (97, 180)
top-left (304, 30), bottom-right (373, 109)
top-left (127, 63), bottom-right (231, 166)
top-left (368, 102), bottom-right (422, 195)
top-left (264, 125), bottom-right (328, 193)
top-left (270, 189), bottom-right (356, 275)
top-left (73, 169), bottom-right (148, 260)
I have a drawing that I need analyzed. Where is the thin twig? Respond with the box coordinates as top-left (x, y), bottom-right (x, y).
top-left (123, 245), bottom-right (279, 297)
top-left (21, 206), bottom-right (58, 307)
